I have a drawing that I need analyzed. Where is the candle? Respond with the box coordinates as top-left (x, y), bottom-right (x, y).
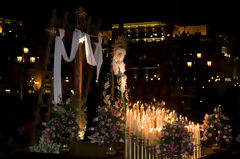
top-left (197, 123), bottom-right (200, 145)
top-left (149, 126), bottom-right (153, 146)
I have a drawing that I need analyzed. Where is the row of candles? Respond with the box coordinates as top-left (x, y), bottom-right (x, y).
top-left (125, 102), bottom-right (201, 159)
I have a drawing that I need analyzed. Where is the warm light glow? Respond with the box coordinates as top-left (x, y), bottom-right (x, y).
top-left (224, 77), bottom-right (232, 82)
top-left (207, 61), bottom-right (212, 66)
top-left (44, 89), bottom-right (51, 94)
top-left (5, 89), bottom-right (11, 93)
top-left (197, 53), bottom-right (202, 59)
top-left (23, 47), bottom-right (29, 54)
top-left (30, 57), bottom-right (36, 63)
top-left (17, 56), bottom-right (23, 62)
top-left (187, 61), bottom-right (192, 67)
top-left (0, 26), bottom-right (2, 34)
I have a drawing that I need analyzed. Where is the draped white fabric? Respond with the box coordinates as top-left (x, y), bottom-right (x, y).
top-left (94, 37), bottom-right (103, 82)
top-left (53, 28), bottom-right (102, 104)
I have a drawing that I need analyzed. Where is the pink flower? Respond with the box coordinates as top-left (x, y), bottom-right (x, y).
top-left (223, 135), bottom-right (227, 139)
top-left (68, 120), bottom-right (73, 124)
top-left (215, 114), bottom-right (219, 118)
top-left (153, 98), bottom-right (156, 102)
top-left (208, 133), bottom-right (212, 137)
top-left (100, 121), bottom-right (104, 125)
top-left (93, 117), bottom-right (98, 122)
top-left (218, 130), bottom-right (222, 134)
top-left (66, 98), bottom-right (71, 104)
top-left (116, 121), bottom-right (120, 126)
top-left (119, 138), bottom-right (124, 143)
top-left (161, 101), bottom-right (166, 106)
top-left (214, 108), bottom-right (217, 112)
top-left (204, 113), bottom-right (209, 119)
top-left (113, 133), bottom-right (118, 138)
top-left (89, 127), bottom-right (94, 131)
top-left (210, 124), bottom-right (214, 128)
top-left (215, 137), bottom-right (219, 141)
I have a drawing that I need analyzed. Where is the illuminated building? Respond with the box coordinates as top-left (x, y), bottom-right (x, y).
top-left (110, 21), bottom-right (240, 119)
top-left (0, 17), bottom-right (42, 98)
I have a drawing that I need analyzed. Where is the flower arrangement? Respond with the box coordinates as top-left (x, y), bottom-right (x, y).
top-left (41, 98), bottom-right (82, 145)
top-left (155, 121), bottom-right (194, 158)
top-left (89, 100), bottom-right (125, 147)
top-left (200, 107), bottom-right (233, 147)
top-left (29, 135), bottom-right (60, 154)
top-left (30, 98), bottom-right (82, 153)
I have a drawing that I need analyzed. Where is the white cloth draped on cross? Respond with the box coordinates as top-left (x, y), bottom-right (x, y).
top-left (53, 28), bottom-right (103, 104)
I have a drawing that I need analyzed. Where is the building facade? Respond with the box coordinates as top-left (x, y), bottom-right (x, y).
top-left (110, 21), bottom-right (240, 122)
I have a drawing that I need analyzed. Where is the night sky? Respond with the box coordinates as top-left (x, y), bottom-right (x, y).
top-left (1, 0), bottom-right (239, 30)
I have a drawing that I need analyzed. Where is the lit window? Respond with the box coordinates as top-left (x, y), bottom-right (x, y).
top-left (221, 46), bottom-right (227, 54)
top-left (17, 56), bottom-right (23, 62)
top-left (30, 57), bottom-right (36, 63)
top-left (23, 47), bottom-right (29, 54)
top-left (197, 53), bottom-right (202, 59)
top-left (187, 61), bottom-right (192, 67)
top-left (202, 86), bottom-right (205, 89)
top-left (207, 61), bottom-right (212, 67)
top-left (224, 78), bottom-right (231, 82)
